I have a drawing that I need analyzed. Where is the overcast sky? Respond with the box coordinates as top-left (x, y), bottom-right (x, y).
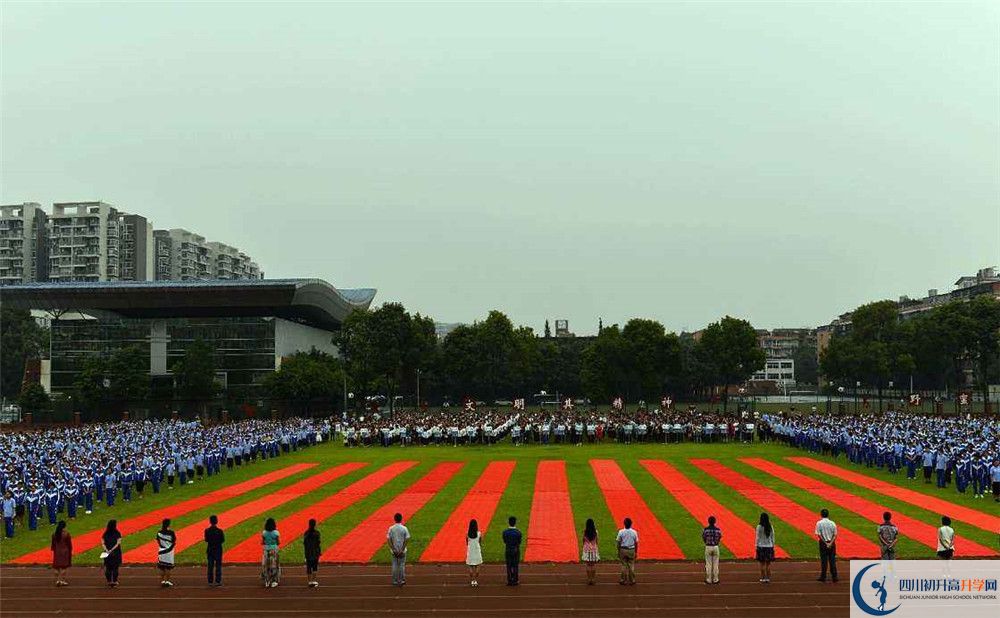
top-left (2, 2), bottom-right (998, 334)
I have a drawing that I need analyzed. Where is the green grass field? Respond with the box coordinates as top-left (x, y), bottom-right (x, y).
top-left (2, 439), bottom-right (997, 565)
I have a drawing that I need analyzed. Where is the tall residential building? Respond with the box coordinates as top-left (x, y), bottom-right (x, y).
top-left (47, 201), bottom-right (152, 282)
top-left (154, 230), bottom-right (262, 281)
top-left (0, 202), bottom-right (49, 285)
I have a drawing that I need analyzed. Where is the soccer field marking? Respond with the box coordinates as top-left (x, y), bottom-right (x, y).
top-left (225, 461), bottom-right (418, 562)
top-left (639, 460), bottom-right (788, 560)
top-left (523, 460), bottom-right (578, 563)
top-left (419, 461), bottom-right (517, 563)
top-left (9, 463), bottom-right (318, 565)
top-left (320, 462), bottom-right (465, 562)
top-left (739, 458), bottom-right (998, 557)
top-left (786, 456), bottom-right (1000, 534)
top-left (590, 459), bottom-right (684, 559)
top-left (689, 459), bottom-right (880, 558)
top-left (122, 463), bottom-right (365, 563)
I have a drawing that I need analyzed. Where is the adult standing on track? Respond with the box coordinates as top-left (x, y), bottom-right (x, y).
top-left (387, 512), bottom-right (410, 587)
top-left (936, 516), bottom-right (955, 560)
top-left (157, 518), bottom-right (177, 587)
top-left (303, 518), bottom-right (321, 588)
top-left (261, 517), bottom-right (281, 588)
top-left (50, 520), bottom-right (72, 586)
top-left (204, 515), bottom-right (225, 587)
top-left (581, 518), bottom-right (600, 586)
top-left (502, 516), bottom-right (522, 586)
top-left (877, 511), bottom-right (898, 562)
top-left (616, 517), bottom-right (638, 586)
top-left (702, 515), bottom-right (722, 585)
top-left (465, 519), bottom-right (484, 587)
top-left (101, 519), bottom-right (123, 588)
top-left (815, 509), bottom-right (838, 583)
top-left (755, 513), bottom-right (774, 584)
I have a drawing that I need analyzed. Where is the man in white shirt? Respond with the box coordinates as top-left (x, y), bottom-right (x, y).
top-left (815, 509), bottom-right (838, 583)
top-left (616, 517), bottom-right (639, 585)
top-left (386, 513), bottom-right (411, 586)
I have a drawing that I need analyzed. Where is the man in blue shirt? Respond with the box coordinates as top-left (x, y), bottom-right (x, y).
top-left (502, 516), bottom-right (523, 586)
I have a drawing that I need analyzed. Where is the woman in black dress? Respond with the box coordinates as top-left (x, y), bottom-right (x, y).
top-left (102, 520), bottom-right (123, 587)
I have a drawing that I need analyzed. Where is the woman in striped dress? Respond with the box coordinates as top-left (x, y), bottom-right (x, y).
top-left (156, 519), bottom-right (176, 587)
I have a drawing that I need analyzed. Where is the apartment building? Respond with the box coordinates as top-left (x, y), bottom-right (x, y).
top-left (154, 230), bottom-right (262, 281)
top-left (47, 202), bottom-right (153, 282)
top-left (0, 202), bottom-right (48, 285)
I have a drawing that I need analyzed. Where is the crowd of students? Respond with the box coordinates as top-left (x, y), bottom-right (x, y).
top-left (0, 417), bottom-right (333, 539)
top-left (39, 505), bottom-right (964, 590)
top-left (763, 411), bottom-right (1000, 501)
top-left (340, 407), bottom-right (760, 447)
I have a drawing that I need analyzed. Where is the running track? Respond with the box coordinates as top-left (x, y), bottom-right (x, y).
top-left (226, 461), bottom-right (418, 562)
top-left (122, 463), bottom-right (365, 563)
top-left (787, 456), bottom-right (1000, 534)
top-left (420, 461), bottom-right (517, 562)
top-left (524, 461), bottom-right (579, 563)
top-left (740, 458), bottom-right (998, 557)
top-left (590, 460), bottom-right (683, 559)
top-left (321, 462), bottom-right (465, 562)
top-left (10, 463), bottom-right (317, 565)
top-left (640, 460), bottom-right (788, 560)
top-left (689, 459), bottom-right (880, 558)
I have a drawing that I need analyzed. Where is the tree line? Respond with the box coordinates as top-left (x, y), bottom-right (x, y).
top-left (820, 295), bottom-right (1000, 403)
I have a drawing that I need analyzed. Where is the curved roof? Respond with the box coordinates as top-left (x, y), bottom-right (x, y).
top-left (0, 279), bottom-right (375, 330)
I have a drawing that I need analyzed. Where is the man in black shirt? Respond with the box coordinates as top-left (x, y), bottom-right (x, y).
top-left (204, 515), bottom-right (225, 587)
top-left (501, 516), bottom-right (523, 586)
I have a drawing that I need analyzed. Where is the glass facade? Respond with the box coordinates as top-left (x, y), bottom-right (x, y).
top-left (50, 316), bottom-right (278, 393)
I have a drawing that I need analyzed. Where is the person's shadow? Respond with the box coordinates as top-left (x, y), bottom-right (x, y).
top-left (871, 576), bottom-right (888, 611)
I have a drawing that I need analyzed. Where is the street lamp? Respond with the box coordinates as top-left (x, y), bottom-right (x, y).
top-left (837, 385), bottom-right (845, 415)
top-left (887, 381), bottom-right (894, 413)
top-left (416, 369), bottom-right (422, 409)
top-left (855, 381), bottom-right (861, 414)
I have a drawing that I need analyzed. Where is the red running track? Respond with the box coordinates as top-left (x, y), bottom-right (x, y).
top-left (640, 460), bottom-right (788, 560)
top-left (523, 460), bottom-right (578, 563)
top-left (690, 459), bottom-right (879, 558)
top-left (787, 456), bottom-right (1000, 535)
top-left (321, 462), bottom-right (465, 562)
top-left (226, 460), bottom-right (417, 562)
top-left (740, 458), bottom-right (998, 557)
top-left (9, 462), bottom-right (317, 564)
top-left (122, 463), bottom-right (365, 563)
top-left (420, 461), bottom-right (517, 562)
top-left (590, 460), bottom-right (683, 559)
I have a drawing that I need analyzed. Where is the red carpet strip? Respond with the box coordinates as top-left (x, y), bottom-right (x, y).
top-left (419, 461), bottom-right (517, 562)
top-left (787, 456), bottom-right (1000, 535)
top-left (122, 463), bottom-right (365, 563)
top-left (321, 462), bottom-right (465, 562)
top-left (590, 460), bottom-right (684, 559)
top-left (226, 460), bottom-right (418, 562)
top-left (10, 462), bottom-right (317, 564)
top-left (689, 458), bottom-right (879, 558)
top-left (523, 460), bottom-right (579, 563)
top-left (740, 458), bottom-right (997, 557)
top-left (639, 460), bottom-right (787, 559)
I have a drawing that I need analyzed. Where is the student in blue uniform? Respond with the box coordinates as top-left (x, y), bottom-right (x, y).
top-left (121, 468), bottom-right (133, 502)
top-left (45, 484), bottom-right (59, 526)
top-left (83, 476), bottom-right (95, 514)
top-left (105, 470), bottom-right (117, 507)
top-left (65, 481), bottom-right (78, 519)
top-left (3, 491), bottom-right (15, 538)
top-left (27, 488), bottom-right (41, 530)
top-left (922, 450), bottom-right (935, 484)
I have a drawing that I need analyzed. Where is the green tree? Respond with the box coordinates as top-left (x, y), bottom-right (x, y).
top-left (17, 381), bottom-right (50, 415)
top-left (72, 346), bottom-right (150, 419)
top-left (580, 324), bottom-right (628, 403)
top-left (793, 343), bottom-right (820, 387)
top-left (698, 316), bottom-right (766, 412)
top-left (262, 350), bottom-right (345, 414)
top-left (171, 339), bottom-right (218, 412)
top-left (0, 306), bottom-right (46, 398)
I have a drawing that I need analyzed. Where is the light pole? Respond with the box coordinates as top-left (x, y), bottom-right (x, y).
top-left (416, 369), bottom-right (422, 410)
top-left (855, 380), bottom-right (861, 414)
top-left (887, 381), bottom-right (893, 413)
top-left (837, 385), bottom-right (845, 415)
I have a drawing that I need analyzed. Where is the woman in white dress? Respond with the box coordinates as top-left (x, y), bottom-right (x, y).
top-left (465, 519), bottom-right (484, 586)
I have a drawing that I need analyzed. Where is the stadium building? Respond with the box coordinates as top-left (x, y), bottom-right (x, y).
top-left (0, 279), bottom-right (375, 394)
